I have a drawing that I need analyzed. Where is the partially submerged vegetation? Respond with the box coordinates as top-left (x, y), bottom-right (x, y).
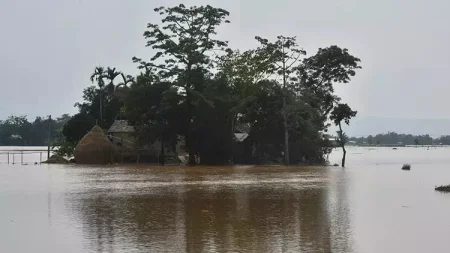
top-left (435, 185), bottom-right (450, 192)
top-left (402, 164), bottom-right (411, 170)
top-left (49, 4), bottom-right (362, 165)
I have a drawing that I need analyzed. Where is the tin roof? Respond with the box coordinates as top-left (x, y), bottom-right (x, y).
top-left (107, 120), bottom-right (135, 133)
top-left (235, 133), bottom-right (249, 142)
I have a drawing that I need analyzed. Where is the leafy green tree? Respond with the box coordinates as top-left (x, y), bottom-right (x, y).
top-left (75, 86), bottom-right (121, 129)
top-left (330, 104), bottom-right (357, 167)
top-left (63, 113), bottom-right (96, 143)
top-left (251, 36), bottom-right (306, 165)
top-left (367, 135), bottom-right (373, 145)
top-left (217, 49), bottom-right (263, 164)
top-left (49, 3), bottom-right (363, 166)
top-left (134, 4), bottom-right (230, 165)
top-left (125, 79), bottom-right (183, 165)
top-left (297, 46), bottom-right (361, 117)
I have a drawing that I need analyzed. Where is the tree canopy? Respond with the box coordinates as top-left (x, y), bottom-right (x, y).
top-left (48, 3), bottom-right (363, 165)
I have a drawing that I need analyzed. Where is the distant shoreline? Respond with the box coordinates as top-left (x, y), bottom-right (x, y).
top-left (346, 144), bottom-right (449, 148)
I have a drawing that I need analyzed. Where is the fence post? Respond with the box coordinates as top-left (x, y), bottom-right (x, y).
top-left (7, 152), bottom-right (9, 164)
top-left (12, 154), bottom-right (15, 164)
top-left (40, 152), bottom-right (42, 164)
top-left (21, 151), bottom-right (23, 165)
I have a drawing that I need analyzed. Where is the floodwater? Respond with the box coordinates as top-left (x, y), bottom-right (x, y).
top-left (1, 146), bottom-right (450, 252)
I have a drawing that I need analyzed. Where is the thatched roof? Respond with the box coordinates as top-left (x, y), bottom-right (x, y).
top-left (74, 125), bottom-right (117, 164)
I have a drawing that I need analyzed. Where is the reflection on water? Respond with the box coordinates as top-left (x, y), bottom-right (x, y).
top-left (65, 166), bottom-right (352, 253)
top-left (3, 147), bottom-right (450, 252)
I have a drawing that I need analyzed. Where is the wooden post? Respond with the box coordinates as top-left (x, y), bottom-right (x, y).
top-left (12, 154), bottom-right (15, 164)
top-left (48, 115), bottom-right (52, 159)
top-left (7, 152), bottom-right (9, 164)
top-left (21, 151), bottom-right (23, 165)
top-left (40, 152), bottom-right (42, 164)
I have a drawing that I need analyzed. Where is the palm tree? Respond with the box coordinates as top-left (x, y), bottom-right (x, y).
top-left (115, 73), bottom-right (135, 91)
top-left (90, 66), bottom-right (106, 126)
top-left (90, 66), bottom-right (133, 125)
top-left (104, 67), bottom-right (121, 94)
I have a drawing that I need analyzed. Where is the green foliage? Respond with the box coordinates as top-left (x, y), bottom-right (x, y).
top-left (0, 115), bottom-right (68, 146)
top-left (254, 35), bottom-right (306, 84)
top-left (125, 79), bottom-right (183, 149)
top-left (63, 113), bottom-right (96, 143)
top-left (330, 103), bottom-right (358, 126)
top-left (137, 4), bottom-right (230, 79)
top-left (297, 46), bottom-right (362, 116)
top-left (437, 135), bottom-right (450, 145)
top-left (134, 4), bottom-right (231, 165)
top-left (74, 86), bottom-right (122, 129)
top-left (51, 3), bottom-right (363, 165)
top-left (330, 103), bottom-right (357, 167)
top-left (52, 140), bottom-right (76, 158)
top-left (350, 133), bottom-right (434, 145)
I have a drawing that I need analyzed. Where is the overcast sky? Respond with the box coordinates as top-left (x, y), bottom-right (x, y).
top-left (1, 0), bottom-right (449, 122)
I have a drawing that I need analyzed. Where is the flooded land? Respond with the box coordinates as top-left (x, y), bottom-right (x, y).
top-left (1, 147), bottom-right (450, 252)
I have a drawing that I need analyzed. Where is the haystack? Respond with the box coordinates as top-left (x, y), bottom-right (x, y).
top-left (42, 155), bottom-right (69, 164)
top-left (74, 125), bottom-right (117, 164)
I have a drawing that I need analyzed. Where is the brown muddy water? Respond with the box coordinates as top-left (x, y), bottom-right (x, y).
top-left (1, 146), bottom-right (450, 252)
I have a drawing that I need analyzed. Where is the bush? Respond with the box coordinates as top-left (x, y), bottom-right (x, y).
top-left (52, 140), bottom-right (76, 158)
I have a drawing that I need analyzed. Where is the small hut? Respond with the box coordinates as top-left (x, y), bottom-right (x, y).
top-left (74, 125), bottom-right (117, 164)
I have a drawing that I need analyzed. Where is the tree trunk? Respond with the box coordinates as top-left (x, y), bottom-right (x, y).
top-left (339, 122), bottom-right (346, 167)
top-left (282, 52), bottom-right (289, 166)
top-left (283, 98), bottom-right (289, 165)
top-left (99, 92), bottom-right (103, 127)
top-left (341, 146), bottom-right (346, 167)
top-left (185, 64), bottom-right (196, 166)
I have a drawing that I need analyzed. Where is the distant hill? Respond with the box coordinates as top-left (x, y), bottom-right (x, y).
top-left (328, 117), bottom-right (450, 138)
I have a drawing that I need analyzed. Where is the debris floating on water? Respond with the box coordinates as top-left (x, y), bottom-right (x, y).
top-left (402, 164), bottom-right (411, 170)
top-left (435, 185), bottom-right (450, 192)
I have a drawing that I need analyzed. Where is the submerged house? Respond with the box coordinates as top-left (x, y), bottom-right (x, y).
top-left (107, 120), bottom-right (136, 148)
top-left (107, 120), bottom-right (182, 163)
top-left (233, 131), bottom-right (254, 164)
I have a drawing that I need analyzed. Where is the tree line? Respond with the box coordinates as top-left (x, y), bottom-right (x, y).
top-left (55, 4), bottom-right (361, 166)
top-left (0, 115), bottom-right (70, 146)
top-left (349, 132), bottom-right (450, 145)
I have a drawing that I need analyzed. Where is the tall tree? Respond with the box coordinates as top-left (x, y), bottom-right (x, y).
top-left (330, 103), bottom-right (357, 167)
top-left (90, 66), bottom-right (106, 126)
top-left (135, 4), bottom-right (230, 165)
top-left (125, 79), bottom-right (183, 164)
top-left (217, 49), bottom-right (264, 164)
top-left (103, 67), bottom-right (121, 93)
top-left (254, 36), bottom-right (306, 165)
top-left (297, 46), bottom-right (361, 117)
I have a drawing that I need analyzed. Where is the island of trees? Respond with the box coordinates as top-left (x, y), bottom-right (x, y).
top-left (1, 4), bottom-right (363, 166)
